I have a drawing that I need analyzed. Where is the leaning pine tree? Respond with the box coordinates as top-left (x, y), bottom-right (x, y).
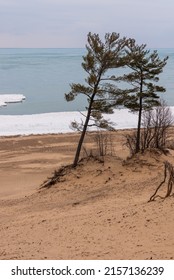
top-left (122, 40), bottom-right (168, 153)
top-left (65, 32), bottom-right (127, 167)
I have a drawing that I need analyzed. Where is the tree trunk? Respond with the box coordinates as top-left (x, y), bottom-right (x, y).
top-left (72, 95), bottom-right (94, 167)
top-left (72, 70), bottom-right (102, 167)
top-left (136, 96), bottom-right (142, 153)
top-left (136, 75), bottom-right (143, 153)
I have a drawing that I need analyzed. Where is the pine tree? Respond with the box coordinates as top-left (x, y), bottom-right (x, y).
top-left (65, 32), bottom-right (127, 167)
top-left (122, 40), bottom-right (168, 153)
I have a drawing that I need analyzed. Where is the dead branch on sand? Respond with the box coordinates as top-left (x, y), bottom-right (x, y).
top-left (40, 164), bottom-right (73, 189)
top-left (40, 155), bottom-right (104, 189)
top-left (149, 161), bottom-right (174, 202)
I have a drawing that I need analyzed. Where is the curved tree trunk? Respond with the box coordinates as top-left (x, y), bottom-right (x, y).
top-left (73, 99), bottom-right (93, 167)
top-left (72, 73), bottom-right (102, 167)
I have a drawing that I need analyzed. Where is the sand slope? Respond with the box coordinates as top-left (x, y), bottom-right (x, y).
top-left (0, 132), bottom-right (174, 260)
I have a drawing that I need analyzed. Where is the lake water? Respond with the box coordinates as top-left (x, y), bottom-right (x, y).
top-left (0, 48), bottom-right (173, 115)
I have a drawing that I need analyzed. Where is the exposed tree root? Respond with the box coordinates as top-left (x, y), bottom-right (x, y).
top-left (149, 161), bottom-right (174, 202)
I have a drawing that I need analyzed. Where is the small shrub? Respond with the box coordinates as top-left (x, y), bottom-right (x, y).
top-left (93, 130), bottom-right (115, 158)
top-left (125, 101), bottom-right (174, 156)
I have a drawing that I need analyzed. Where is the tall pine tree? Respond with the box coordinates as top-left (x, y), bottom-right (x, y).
top-left (65, 32), bottom-right (127, 167)
top-left (122, 40), bottom-right (168, 153)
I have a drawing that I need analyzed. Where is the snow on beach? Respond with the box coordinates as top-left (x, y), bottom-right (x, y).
top-left (0, 93), bottom-right (173, 137)
top-left (0, 94), bottom-right (139, 136)
top-left (0, 109), bottom-right (139, 136)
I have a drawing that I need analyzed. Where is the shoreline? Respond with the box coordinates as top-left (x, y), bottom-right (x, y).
top-left (0, 106), bottom-right (174, 137)
top-left (0, 127), bottom-right (137, 139)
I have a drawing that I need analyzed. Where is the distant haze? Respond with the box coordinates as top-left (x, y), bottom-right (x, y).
top-left (0, 0), bottom-right (173, 48)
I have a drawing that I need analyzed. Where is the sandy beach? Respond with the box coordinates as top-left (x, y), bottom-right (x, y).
top-left (0, 130), bottom-right (174, 260)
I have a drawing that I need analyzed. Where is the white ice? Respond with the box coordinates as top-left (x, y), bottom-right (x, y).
top-left (0, 109), bottom-right (139, 136)
top-left (1, 107), bottom-right (173, 137)
top-left (0, 94), bottom-right (25, 107)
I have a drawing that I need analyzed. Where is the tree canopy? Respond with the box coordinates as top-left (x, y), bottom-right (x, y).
top-left (121, 40), bottom-right (168, 152)
top-left (65, 32), bottom-right (128, 167)
top-left (65, 33), bottom-right (168, 166)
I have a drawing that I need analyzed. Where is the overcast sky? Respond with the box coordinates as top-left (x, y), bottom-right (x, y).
top-left (0, 0), bottom-right (173, 48)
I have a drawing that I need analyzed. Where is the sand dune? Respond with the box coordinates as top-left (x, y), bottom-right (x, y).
top-left (0, 131), bottom-right (174, 260)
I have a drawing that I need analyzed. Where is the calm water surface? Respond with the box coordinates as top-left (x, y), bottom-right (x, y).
top-left (0, 48), bottom-right (173, 115)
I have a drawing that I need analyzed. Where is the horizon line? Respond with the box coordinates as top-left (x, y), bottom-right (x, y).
top-left (0, 46), bottom-right (173, 49)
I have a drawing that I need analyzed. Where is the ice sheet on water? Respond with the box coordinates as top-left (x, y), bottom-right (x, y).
top-left (0, 109), bottom-right (138, 136)
top-left (1, 106), bottom-right (174, 137)
top-left (0, 94), bottom-right (25, 107)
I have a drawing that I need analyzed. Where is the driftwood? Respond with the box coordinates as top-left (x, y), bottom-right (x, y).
top-left (149, 161), bottom-right (174, 202)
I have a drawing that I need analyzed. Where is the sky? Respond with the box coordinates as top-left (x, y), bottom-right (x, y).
top-left (0, 0), bottom-right (173, 48)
